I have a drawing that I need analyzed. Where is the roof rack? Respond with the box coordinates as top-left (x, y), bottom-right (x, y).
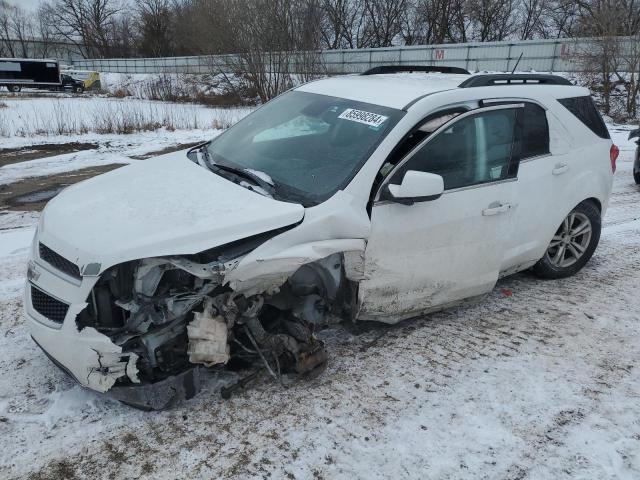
top-left (459, 74), bottom-right (572, 88)
top-left (362, 65), bottom-right (471, 75)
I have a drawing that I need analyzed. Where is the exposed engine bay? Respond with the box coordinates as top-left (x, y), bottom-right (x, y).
top-left (74, 238), bottom-right (351, 409)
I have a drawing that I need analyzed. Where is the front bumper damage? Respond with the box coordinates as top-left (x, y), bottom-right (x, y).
top-left (31, 333), bottom-right (199, 410)
top-left (25, 233), bottom-right (361, 409)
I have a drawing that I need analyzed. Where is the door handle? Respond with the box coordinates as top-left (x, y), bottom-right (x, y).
top-left (552, 163), bottom-right (569, 175)
top-left (482, 202), bottom-right (512, 216)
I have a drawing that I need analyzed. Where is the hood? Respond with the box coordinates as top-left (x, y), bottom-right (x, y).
top-left (39, 151), bottom-right (305, 272)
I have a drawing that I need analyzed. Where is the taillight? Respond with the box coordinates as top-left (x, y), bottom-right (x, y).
top-left (610, 144), bottom-right (619, 173)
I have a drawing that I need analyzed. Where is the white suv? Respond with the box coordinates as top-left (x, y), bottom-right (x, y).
top-left (24, 67), bottom-right (617, 409)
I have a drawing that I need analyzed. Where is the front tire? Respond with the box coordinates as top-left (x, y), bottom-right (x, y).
top-left (634, 170), bottom-right (640, 185)
top-left (532, 200), bottom-right (601, 279)
top-left (8, 84), bottom-right (21, 92)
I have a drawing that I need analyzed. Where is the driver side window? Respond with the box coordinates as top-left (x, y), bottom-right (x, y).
top-left (392, 108), bottom-right (519, 190)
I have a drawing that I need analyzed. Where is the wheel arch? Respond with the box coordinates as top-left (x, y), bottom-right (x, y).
top-left (583, 197), bottom-right (602, 213)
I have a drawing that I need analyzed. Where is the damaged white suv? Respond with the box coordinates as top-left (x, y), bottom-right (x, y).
top-left (25, 67), bottom-right (617, 409)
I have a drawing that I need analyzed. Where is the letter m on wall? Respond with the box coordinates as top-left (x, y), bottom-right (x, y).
top-left (434, 49), bottom-right (445, 61)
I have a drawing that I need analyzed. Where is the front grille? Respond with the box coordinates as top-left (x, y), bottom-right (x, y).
top-left (39, 243), bottom-right (81, 279)
top-left (31, 286), bottom-right (69, 324)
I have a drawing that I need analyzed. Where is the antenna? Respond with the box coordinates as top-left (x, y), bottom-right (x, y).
top-left (511, 52), bottom-right (523, 74)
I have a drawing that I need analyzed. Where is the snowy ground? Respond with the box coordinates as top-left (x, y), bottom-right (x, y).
top-left (0, 94), bottom-right (251, 138)
top-left (0, 96), bottom-right (639, 478)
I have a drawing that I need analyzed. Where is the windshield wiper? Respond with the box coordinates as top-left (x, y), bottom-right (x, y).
top-left (194, 145), bottom-right (275, 194)
top-left (214, 164), bottom-right (275, 194)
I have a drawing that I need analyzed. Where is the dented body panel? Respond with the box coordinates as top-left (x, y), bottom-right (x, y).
top-left (358, 178), bottom-right (516, 321)
top-left (227, 191), bottom-right (369, 294)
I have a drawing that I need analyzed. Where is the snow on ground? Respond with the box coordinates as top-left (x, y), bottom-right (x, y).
top-left (0, 95), bottom-right (252, 188)
top-left (0, 120), bottom-right (639, 479)
top-left (0, 94), bottom-right (251, 138)
top-left (0, 130), bottom-right (213, 185)
top-left (99, 72), bottom-right (224, 98)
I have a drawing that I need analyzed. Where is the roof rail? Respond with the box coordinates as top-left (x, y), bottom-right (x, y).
top-left (459, 74), bottom-right (572, 88)
top-left (362, 65), bottom-right (471, 75)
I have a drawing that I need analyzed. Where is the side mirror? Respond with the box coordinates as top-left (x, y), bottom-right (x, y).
top-left (384, 171), bottom-right (444, 205)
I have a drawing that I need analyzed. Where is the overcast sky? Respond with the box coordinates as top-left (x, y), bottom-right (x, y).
top-left (6, 0), bottom-right (42, 12)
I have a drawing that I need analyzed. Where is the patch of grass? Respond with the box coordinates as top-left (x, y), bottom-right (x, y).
top-left (0, 96), bottom-right (250, 137)
top-left (28, 459), bottom-right (78, 480)
top-left (141, 462), bottom-right (155, 475)
top-left (104, 441), bottom-right (129, 465)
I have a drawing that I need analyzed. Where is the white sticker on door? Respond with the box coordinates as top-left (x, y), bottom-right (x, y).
top-left (338, 108), bottom-right (388, 127)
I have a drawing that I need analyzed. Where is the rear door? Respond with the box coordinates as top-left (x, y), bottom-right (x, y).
top-left (495, 100), bottom-right (560, 273)
top-left (358, 105), bottom-right (523, 322)
top-left (501, 96), bottom-right (611, 273)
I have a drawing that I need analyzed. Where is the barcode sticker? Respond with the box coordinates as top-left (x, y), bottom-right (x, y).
top-left (338, 108), bottom-right (388, 127)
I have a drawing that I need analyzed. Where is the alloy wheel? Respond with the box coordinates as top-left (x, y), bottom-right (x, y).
top-left (546, 212), bottom-right (592, 268)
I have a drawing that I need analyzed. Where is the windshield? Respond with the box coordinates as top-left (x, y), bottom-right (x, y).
top-left (205, 91), bottom-right (403, 206)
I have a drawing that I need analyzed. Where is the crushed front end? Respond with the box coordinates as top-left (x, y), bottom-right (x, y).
top-left (25, 233), bottom-right (347, 410)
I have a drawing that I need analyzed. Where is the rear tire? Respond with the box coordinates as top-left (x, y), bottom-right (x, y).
top-left (8, 84), bottom-right (21, 92)
top-left (532, 200), bottom-right (601, 279)
top-left (74, 85), bottom-right (84, 94)
top-left (634, 170), bottom-right (640, 185)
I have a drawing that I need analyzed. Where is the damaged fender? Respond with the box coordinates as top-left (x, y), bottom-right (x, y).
top-left (226, 239), bottom-right (367, 295)
top-left (226, 191), bottom-right (371, 295)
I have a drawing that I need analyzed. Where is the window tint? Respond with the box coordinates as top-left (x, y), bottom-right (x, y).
top-left (393, 108), bottom-right (518, 190)
top-left (520, 103), bottom-right (549, 158)
top-left (558, 96), bottom-right (610, 139)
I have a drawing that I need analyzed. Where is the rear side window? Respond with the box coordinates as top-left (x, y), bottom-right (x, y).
top-left (558, 96), bottom-right (610, 139)
top-left (519, 103), bottom-right (549, 159)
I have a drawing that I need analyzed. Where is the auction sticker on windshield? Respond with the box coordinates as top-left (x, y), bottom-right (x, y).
top-left (338, 108), bottom-right (388, 127)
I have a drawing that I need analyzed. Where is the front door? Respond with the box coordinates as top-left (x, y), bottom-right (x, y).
top-left (358, 105), bottom-right (522, 322)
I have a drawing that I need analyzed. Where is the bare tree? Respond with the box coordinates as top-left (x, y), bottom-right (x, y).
top-left (319, 0), bottom-right (374, 49)
top-left (35, 4), bottom-right (58, 58)
top-left (40, 0), bottom-right (123, 58)
top-left (214, 0), bottom-right (324, 102)
top-left (171, 0), bottom-right (231, 55)
top-left (0, 0), bottom-right (16, 57)
top-left (618, 35), bottom-right (640, 117)
top-left (545, 0), bottom-right (580, 38)
top-left (136, 0), bottom-right (174, 57)
top-left (320, 0), bottom-right (351, 48)
top-left (400, 0), bottom-right (470, 44)
top-left (0, 1), bottom-right (38, 58)
top-left (574, 0), bottom-right (640, 118)
top-left (518, 0), bottom-right (549, 39)
top-left (467, 0), bottom-right (517, 41)
top-left (363, 0), bottom-right (406, 47)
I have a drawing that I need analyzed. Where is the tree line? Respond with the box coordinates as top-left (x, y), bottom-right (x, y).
top-left (0, 0), bottom-right (638, 59)
top-left (1, 0), bottom-right (638, 118)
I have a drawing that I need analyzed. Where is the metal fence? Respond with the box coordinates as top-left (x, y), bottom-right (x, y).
top-left (71, 37), bottom-right (635, 74)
